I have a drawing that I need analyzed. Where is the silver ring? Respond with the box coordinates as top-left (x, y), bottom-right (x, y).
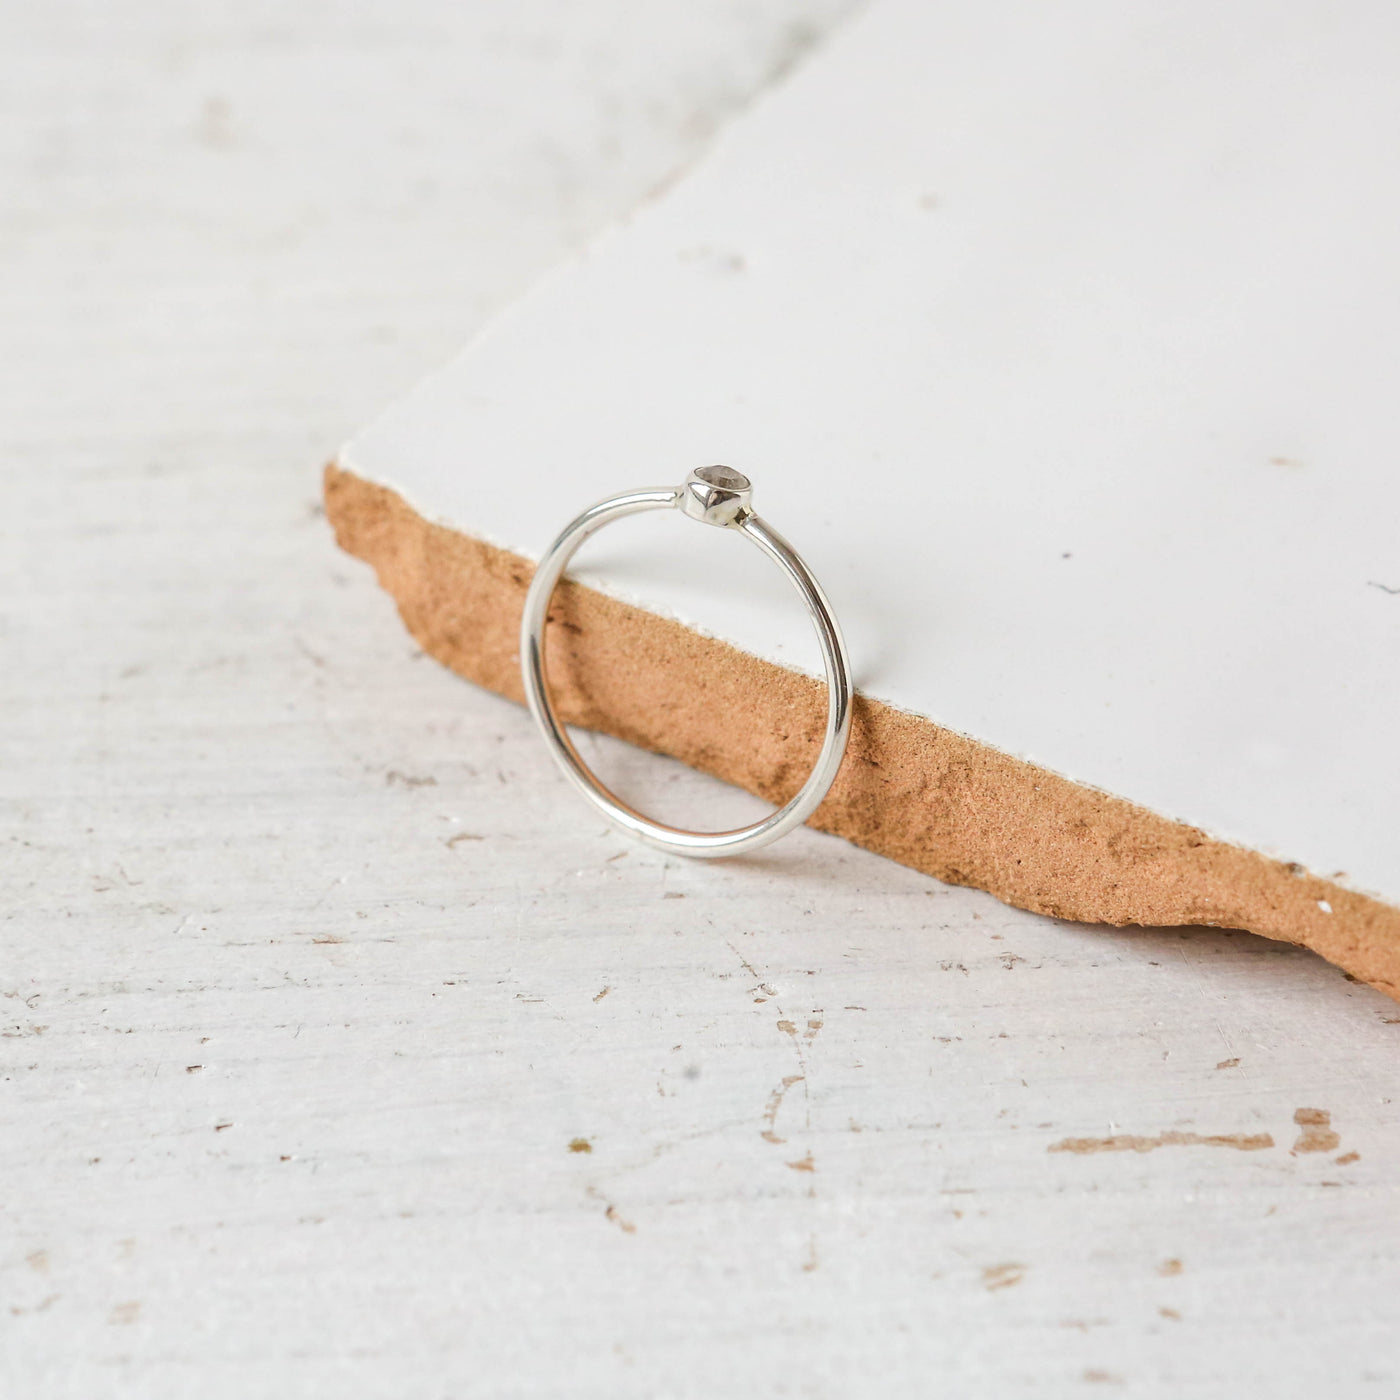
top-left (520, 466), bottom-right (853, 858)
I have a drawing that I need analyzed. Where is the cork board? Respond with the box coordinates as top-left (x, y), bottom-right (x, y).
top-left (329, 0), bottom-right (1400, 994)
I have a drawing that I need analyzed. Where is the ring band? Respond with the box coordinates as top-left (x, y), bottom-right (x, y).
top-left (519, 466), bottom-right (854, 857)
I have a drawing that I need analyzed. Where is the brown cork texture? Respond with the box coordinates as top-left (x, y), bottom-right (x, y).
top-left (325, 462), bottom-right (1400, 1001)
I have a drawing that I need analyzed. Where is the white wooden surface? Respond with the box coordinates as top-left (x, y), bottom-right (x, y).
top-left (4, 4), bottom-right (1400, 1398)
top-left (347, 0), bottom-right (1400, 908)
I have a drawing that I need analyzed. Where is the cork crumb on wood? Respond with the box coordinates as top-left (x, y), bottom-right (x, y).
top-left (324, 463), bottom-right (1400, 1001)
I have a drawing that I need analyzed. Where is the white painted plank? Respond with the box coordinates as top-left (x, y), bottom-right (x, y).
top-left (4, 3), bottom-right (1400, 1397)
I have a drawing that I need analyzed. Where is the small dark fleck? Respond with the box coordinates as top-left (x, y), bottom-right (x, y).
top-left (385, 770), bottom-right (437, 788)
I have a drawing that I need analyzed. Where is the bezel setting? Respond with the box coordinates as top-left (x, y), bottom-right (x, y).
top-left (680, 464), bottom-right (753, 527)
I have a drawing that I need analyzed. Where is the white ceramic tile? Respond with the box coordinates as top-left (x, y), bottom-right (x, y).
top-left (347, 0), bottom-right (1400, 906)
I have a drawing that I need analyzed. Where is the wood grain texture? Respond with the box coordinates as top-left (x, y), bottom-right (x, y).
top-left (6, 3), bottom-right (1400, 1397)
top-left (326, 463), bottom-right (1400, 1001)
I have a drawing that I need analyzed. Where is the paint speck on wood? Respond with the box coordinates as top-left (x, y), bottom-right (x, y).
top-left (1292, 1108), bottom-right (1340, 1154)
top-left (982, 1263), bottom-right (1024, 1291)
top-left (604, 1205), bottom-right (636, 1234)
top-left (1049, 1131), bottom-right (1273, 1154)
top-left (762, 1074), bottom-right (803, 1142)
